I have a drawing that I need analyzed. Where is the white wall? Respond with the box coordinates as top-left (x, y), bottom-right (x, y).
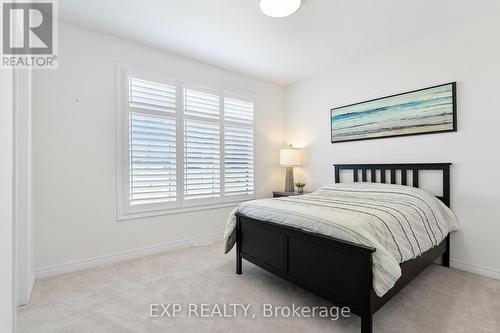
top-left (0, 69), bottom-right (15, 332)
top-left (14, 69), bottom-right (34, 305)
top-left (33, 22), bottom-right (285, 273)
top-left (285, 11), bottom-right (500, 278)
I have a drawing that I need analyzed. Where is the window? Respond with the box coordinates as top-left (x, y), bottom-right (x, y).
top-left (117, 66), bottom-right (255, 219)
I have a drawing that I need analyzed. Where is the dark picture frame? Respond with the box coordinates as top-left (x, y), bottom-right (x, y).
top-left (330, 82), bottom-right (457, 143)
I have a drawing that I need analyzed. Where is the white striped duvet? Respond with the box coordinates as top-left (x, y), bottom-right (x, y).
top-left (224, 182), bottom-right (459, 296)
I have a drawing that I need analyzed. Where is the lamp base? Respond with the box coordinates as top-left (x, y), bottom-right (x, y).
top-left (284, 167), bottom-right (294, 192)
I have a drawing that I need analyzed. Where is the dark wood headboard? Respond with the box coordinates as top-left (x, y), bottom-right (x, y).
top-left (333, 163), bottom-right (451, 207)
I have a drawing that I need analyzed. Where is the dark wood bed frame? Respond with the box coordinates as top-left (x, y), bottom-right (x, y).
top-left (235, 163), bottom-right (451, 333)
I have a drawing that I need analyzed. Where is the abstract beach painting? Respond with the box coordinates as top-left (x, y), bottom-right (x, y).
top-left (331, 83), bottom-right (456, 143)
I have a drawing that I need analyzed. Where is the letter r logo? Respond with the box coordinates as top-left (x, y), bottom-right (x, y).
top-left (2, 1), bottom-right (53, 54)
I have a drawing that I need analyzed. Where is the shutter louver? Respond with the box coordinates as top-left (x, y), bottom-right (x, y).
top-left (224, 97), bottom-right (254, 197)
top-left (129, 77), bottom-right (176, 113)
top-left (224, 98), bottom-right (254, 124)
top-left (183, 88), bottom-right (221, 201)
top-left (128, 76), bottom-right (178, 206)
top-left (129, 113), bottom-right (177, 205)
top-left (224, 126), bottom-right (254, 196)
top-left (184, 120), bottom-right (220, 200)
top-left (185, 89), bottom-right (220, 119)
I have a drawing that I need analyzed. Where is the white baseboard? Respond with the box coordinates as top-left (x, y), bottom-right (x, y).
top-left (35, 232), bottom-right (224, 279)
top-left (35, 234), bottom-right (500, 283)
top-left (17, 272), bottom-right (35, 308)
top-left (450, 259), bottom-right (500, 280)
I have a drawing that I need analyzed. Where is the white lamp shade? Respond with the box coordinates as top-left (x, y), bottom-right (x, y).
top-left (260, 0), bottom-right (302, 18)
top-left (280, 147), bottom-right (304, 167)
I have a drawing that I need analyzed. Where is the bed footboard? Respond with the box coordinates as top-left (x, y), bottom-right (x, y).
top-left (235, 213), bottom-right (376, 333)
top-left (235, 213), bottom-right (450, 333)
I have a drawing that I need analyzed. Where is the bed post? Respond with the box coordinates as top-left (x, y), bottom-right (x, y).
top-left (236, 215), bottom-right (242, 275)
top-left (442, 234), bottom-right (450, 268)
top-left (361, 314), bottom-right (373, 333)
top-left (361, 252), bottom-right (373, 333)
top-left (442, 164), bottom-right (451, 268)
top-left (334, 165), bottom-right (340, 183)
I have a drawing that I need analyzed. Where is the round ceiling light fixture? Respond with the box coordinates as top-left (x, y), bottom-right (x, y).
top-left (259, 0), bottom-right (302, 18)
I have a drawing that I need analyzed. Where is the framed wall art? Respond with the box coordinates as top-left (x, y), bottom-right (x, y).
top-left (330, 82), bottom-right (457, 143)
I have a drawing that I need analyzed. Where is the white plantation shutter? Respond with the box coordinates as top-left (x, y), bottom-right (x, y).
top-left (129, 113), bottom-right (177, 204)
top-left (224, 125), bottom-right (254, 196)
top-left (224, 98), bottom-right (254, 124)
top-left (127, 76), bottom-right (178, 206)
top-left (185, 88), bottom-right (220, 119)
top-left (129, 77), bottom-right (176, 113)
top-left (119, 67), bottom-right (256, 218)
top-left (224, 97), bottom-right (254, 197)
top-left (183, 88), bottom-right (221, 200)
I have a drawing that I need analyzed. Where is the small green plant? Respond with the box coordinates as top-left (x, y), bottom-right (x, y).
top-left (295, 182), bottom-right (306, 188)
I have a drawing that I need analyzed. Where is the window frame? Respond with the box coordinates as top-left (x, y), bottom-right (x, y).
top-left (116, 64), bottom-right (256, 220)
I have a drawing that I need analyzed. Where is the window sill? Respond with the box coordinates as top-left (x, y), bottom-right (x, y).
top-left (117, 199), bottom-right (251, 221)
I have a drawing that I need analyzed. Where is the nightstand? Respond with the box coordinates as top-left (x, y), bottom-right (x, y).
top-left (272, 191), bottom-right (311, 198)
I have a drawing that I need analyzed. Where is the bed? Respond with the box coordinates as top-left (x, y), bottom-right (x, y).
top-left (224, 163), bottom-right (457, 333)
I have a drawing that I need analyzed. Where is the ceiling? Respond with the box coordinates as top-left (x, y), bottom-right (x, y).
top-left (60, 0), bottom-right (499, 85)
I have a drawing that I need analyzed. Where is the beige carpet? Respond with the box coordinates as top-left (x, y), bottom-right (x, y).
top-left (18, 242), bottom-right (500, 333)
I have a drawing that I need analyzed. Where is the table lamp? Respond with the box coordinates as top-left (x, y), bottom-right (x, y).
top-left (279, 144), bottom-right (304, 192)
